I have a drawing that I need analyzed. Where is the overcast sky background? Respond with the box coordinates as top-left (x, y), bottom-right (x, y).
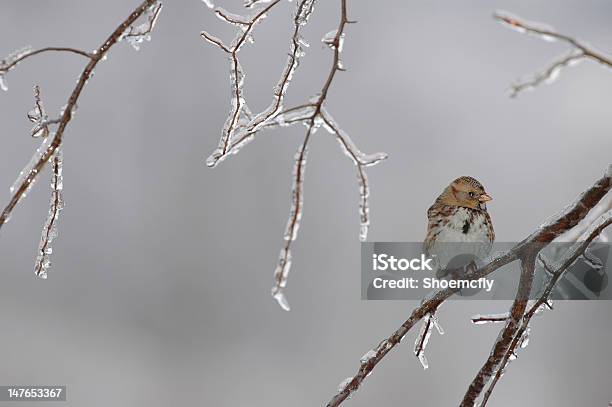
top-left (0, 1), bottom-right (611, 406)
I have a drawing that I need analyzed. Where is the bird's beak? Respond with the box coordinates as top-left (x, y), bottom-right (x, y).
top-left (479, 193), bottom-right (492, 202)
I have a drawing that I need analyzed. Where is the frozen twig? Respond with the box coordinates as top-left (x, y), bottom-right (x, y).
top-left (34, 148), bottom-right (64, 279)
top-left (201, 0), bottom-right (386, 310)
top-left (0, 47), bottom-right (92, 91)
top-left (119, 2), bottom-right (163, 51)
top-left (201, 0), bottom-right (283, 165)
top-left (494, 12), bottom-right (612, 97)
top-left (0, 0), bottom-right (163, 273)
top-left (325, 167), bottom-right (610, 406)
top-left (413, 309), bottom-right (443, 370)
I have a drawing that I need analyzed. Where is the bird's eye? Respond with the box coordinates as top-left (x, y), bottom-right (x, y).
top-left (468, 192), bottom-right (475, 198)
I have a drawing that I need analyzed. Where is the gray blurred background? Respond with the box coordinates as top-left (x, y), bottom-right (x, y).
top-left (0, 1), bottom-right (611, 406)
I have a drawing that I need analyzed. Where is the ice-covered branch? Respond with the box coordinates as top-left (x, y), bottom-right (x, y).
top-left (202, 0), bottom-right (386, 310)
top-left (494, 12), bottom-right (612, 97)
top-left (119, 2), bottom-right (163, 51)
top-left (325, 166), bottom-right (611, 406)
top-left (201, 0), bottom-right (283, 165)
top-left (0, 0), bottom-right (163, 269)
top-left (461, 253), bottom-right (537, 406)
top-left (0, 47), bottom-right (92, 92)
top-left (479, 217), bottom-right (611, 406)
top-left (34, 149), bottom-right (64, 279)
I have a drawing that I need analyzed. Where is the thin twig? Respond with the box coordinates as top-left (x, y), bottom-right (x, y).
top-left (0, 47), bottom-right (92, 74)
top-left (495, 12), bottom-right (612, 97)
top-left (0, 0), bottom-right (160, 229)
top-left (201, 0), bottom-right (282, 163)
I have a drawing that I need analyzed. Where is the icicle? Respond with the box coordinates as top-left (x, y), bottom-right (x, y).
top-left (34, 148), bottom-right (64, 279)
top-left (414, 316), bottom-right (433, 370)
top-left (271, 288), bottom-right (290, 311)
top-left (431, 313), bottom-right (445, 335)
top-left (417, 353), bottom-right (429, 370)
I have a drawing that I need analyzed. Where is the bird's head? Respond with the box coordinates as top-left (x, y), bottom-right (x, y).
top-left (438, 176), bottom-right (492, 211)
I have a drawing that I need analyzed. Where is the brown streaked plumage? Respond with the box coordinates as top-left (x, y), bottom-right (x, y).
top-left (425, 176), bottom-right (495, 267)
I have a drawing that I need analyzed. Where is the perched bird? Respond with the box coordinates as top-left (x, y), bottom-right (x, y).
top-left (425, 176), bottom-right (494, 270)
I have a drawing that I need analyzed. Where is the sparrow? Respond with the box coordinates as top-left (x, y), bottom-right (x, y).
top-left (425, 176), bottom-right (494, 270)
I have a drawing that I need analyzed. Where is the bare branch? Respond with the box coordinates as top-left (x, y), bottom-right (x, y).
top-left (495, 12), bottom-right (612, 97)
top-left (325, 167), bottom-right (611, 406)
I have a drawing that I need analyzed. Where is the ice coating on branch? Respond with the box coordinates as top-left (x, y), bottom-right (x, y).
top-left (0, 46), bottom-right (34, 91)
top-left (34, 148), bottom-right (64, 279)
top-left (284, 147), bottom-right (308, 241)
top-left (495, 12), bottom-right (557, 40)
top-left (322, 30), bottom-right (345, 52)
top-left (414, 315), bottom-right (434, 370)
top-left (510, 52), bottom-right (583, 97)
top-left (202, 0), bottom-right (214, 8)
top-left (360, 349), bottom-right (377, 364)
top-left (295, 0), bottom-right (316, 26)
top-left (471, 313), bottom-right (509, 325)
top-left (270, 106), bottom-right (316, 128)
top-left (319, 108), bottom-right (387, 241)
top-left (119, 2), bottom-right (162, 51)
top-left (10, 135), bottom-right (53, 198)
top-left (203, 2), bottom-right (290, 167)
top-left (28, 85), bottom-right (51, 138)
top-left (337, 377), bottom-right (353, 393)
top-left (581, 248), bottom-right (604, 270)
top-left (320, 109), bottom-right (387, 167)
top-left (270, 146), bottom-right (308, 310)
top-left (519, 326), bottom-right (530, 349)
top-left (273, 248), bottom-right (292, 289)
